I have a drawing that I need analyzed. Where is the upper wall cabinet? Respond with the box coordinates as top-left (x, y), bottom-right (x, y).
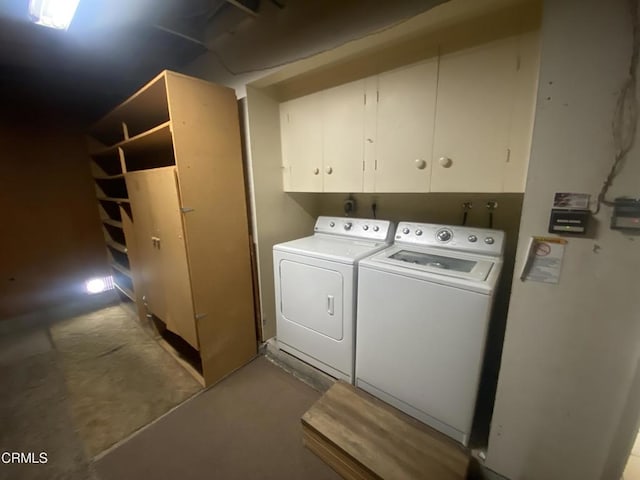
top-left (432, 36), bottom-right (524, 192)
top-left (368, 59), bottom-right (438, 193)
top-left (280, 79), bottom-right (366, 192)
top-left (279, 30), bottom-right (539, 194)
top-left (280, 91), bottom-right (323, 191)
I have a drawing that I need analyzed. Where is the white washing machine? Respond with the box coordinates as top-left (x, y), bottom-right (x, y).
top-left (355, 222), bottom-right (504, 445)
top-left (274, 216), bottom-right (394, 383)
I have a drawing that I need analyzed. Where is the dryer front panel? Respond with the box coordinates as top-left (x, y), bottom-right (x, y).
top-left (279, 260), bottom-right (344, 340)
top-left (273, 250), bottom-right (356, 382)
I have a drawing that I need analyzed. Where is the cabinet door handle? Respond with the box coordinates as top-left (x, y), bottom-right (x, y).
top-left (438, 156), bottom-right (453, 168)
top-left (313, 168), bottom-right (320, 175)
top-left (415, 159), bottom-right (427, 170)
top-left (327, 295), bottom-right (334, 316)
top-left (325, 166), bottom-right (333, 175)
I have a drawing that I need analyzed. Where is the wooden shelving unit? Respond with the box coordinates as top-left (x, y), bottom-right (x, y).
top-left (86, 70), bottom-right (257, 387)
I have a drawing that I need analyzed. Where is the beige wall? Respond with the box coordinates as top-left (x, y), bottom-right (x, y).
top-left (486, 0), bottom-right (640, 478)
top-left (0, 108), bottom-right (108, 319)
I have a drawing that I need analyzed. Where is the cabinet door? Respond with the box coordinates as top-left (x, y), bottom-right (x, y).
top-left (280, 92), bottom-right (323, 192)
top-left (125, 172), bottom-right (167, 322)
top-left (432, 37), bottom-right (518, 192)
top-left (322, 79), bottom-right (365, 192)
top-left (125, 167), bottom-right (199, 350)
top-left (374, 59), bottom-right (438, 192)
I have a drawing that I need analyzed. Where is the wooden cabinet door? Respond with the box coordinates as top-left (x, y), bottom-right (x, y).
top-left (374, 59), bottom-right (438, 193)
top-left (125, 171), bottom-right (167, 322)
top-left (432, 37), bottom-right (518, 192)
top-left (125, 167), bottom-right (199, 350)
top-left (322, 79), bottom-right (366, 192)
top-left (280, 92), bottom-right (323, 192)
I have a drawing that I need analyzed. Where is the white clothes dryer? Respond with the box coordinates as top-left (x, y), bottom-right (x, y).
top-left (355, 222), bottom-right (504, 445)
top-left (274, 216), bottom-right (393, 383)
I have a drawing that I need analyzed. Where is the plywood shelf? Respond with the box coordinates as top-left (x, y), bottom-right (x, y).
top-left (106, 239), bottom-right (127, 254)
top-left (114, 282), bottom-right (135, 301)
top-left (102, 218), bottom-right (123, 229)
top-left (97, 196), bottom-right (130, 204)
top-left (89, 71), bottom-right (170, 146)
top-left (94, 173), bottom-right (125, 180)
top-left (110, 260), bottom-right (132, 278)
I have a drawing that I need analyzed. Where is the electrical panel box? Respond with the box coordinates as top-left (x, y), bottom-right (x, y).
top-left (548, 209), bottom-right (590, 234)
top-left (611, 197), bottom-right (640, 230)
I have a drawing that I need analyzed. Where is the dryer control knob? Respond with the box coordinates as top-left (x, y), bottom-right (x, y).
top-left (415, 229), bottom-right (423, 236)
top-left (437, 229), bottom-right (452, 242)
top-left (485, 237), bottom-right (495, 245)
top-left (468, 235), bottom-right (478, 243)
top-left (363, 225), bottom-right (369, 231)
top-left (344, 222), bottom-right (353, 231)
top-left (329, 221), bottom-right (335, 227)
top-left (402, 227), bottom-right (410, 234)
top-left (373, 226), bottom-right (380, 232)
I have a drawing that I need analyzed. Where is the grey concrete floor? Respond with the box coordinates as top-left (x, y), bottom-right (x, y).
top-left (0, 293), bottom-right (339, 480)
top-left (0, 293), bottom-right (200, 480)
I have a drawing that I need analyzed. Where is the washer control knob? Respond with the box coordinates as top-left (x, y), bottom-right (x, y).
top-left (468, 235), bottom-right (478, 243)
top-left (329, 221), bottom-right (335, 227)
top-left (373, 225), bottom-right (380, 232)
top-left (363, 225), bottom-right (369, 231)
top-left (485, 237), bottom-right (495, 245)
top-left (402, 227), bottom-right (410, 234)
top-left (415, 229), bottom-right (423, 236)
top-left (344, 222), bottom-right (353, 231)
top-left (437, 229), bottom-right (452, 242)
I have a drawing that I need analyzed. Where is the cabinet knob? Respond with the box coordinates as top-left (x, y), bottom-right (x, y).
top-left (366, 138), bottom-right (374, 144)
top-left (439, 156), bottom-right (453, 168)
top-left (415, 159), bottom-right (427, 170)
top-left (325, 166), bottom-right (333, 175)
top-left (313, 168), bottom-right (320, 175)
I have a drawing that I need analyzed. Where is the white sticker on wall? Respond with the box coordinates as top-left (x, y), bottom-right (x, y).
top-left (520, 236), bottom-right (568, 284)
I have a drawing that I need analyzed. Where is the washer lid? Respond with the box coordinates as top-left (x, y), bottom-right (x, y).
top-left (273, 235), bottom-right (389, 264)
top-left (367, 245), bottom-right (496, 282)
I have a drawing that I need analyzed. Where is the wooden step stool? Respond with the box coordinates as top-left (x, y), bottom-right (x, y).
top-left (302, 381), bottom-right (470, 480)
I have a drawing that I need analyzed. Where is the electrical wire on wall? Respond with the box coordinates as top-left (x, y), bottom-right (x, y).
top-left (593, 0), bottom-right (640, 214)
top-left (461, 202), bottom-right (472, 226)
top-left (486, 201), bottom-right (497, 229)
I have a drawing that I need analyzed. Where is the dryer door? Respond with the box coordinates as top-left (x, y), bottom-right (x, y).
top-left (279, 259), bottom-right (344, 340)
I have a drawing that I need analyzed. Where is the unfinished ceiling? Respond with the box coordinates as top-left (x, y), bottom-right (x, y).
top-left (0, 0), bottom-right (447, 122)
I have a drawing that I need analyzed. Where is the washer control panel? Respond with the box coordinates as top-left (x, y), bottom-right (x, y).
top-left (394, 222), bottom-right (504, 255)
top-left (314, 216), bottom-right (394, 242)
